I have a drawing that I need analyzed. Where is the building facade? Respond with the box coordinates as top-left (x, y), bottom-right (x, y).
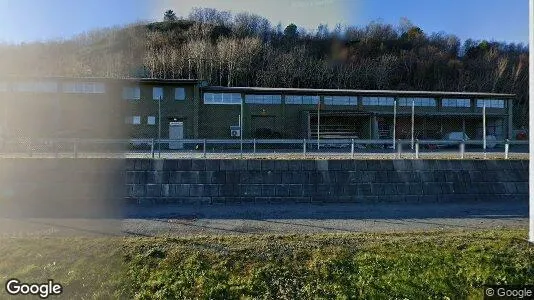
top-left (0, 77), bottom-right (515, 142)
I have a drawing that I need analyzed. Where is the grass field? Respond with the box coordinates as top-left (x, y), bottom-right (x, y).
top-left (1, 229), bottom-right (533, 299)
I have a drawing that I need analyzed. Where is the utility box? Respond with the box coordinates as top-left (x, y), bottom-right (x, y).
top-left (230, 125), bottom-right (241, 138)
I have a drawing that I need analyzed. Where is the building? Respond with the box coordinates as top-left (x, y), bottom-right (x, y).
top-left (0, 77), bottom-right (515, 143)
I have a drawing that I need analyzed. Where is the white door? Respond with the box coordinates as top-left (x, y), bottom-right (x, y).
top-left (169, 121), bottom-right (184, 149)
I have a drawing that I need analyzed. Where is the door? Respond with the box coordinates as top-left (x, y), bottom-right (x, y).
top-left (252, 116), bottom-right (277, 138)
top-left (169, 121), bottom-right (184, 149)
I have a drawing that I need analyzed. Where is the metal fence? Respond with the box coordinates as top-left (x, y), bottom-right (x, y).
top-left (123, 93), bottom-right (528, 160)
top-left (0, 138), bottom-right (528, 159)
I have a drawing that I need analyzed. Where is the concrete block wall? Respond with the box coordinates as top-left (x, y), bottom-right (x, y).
top-left (125, 159), bottom-right (528, 205)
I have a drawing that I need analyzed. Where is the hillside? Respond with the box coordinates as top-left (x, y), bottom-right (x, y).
top-left (0, 8), bottom-right (528, 125)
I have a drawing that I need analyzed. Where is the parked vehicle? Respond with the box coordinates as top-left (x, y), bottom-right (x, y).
top-left (484, 135), bottom-right (497, 149)
top-left (321, 135), bottom-right (367, 149)
top-left (513, 129), bottom-right (528, 140)
top-left (435, 132), bottom-right (469, 149)
top-left (437, 132), bottom-right (497, 149)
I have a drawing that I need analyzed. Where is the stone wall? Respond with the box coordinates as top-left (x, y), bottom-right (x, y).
top-left (125, 159), bottom-right (528, 204)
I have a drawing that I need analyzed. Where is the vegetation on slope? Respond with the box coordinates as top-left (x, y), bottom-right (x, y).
top-left (0, 229), bottom-right (532, 299)
top-left (0, 7), bottom-right (529, 125)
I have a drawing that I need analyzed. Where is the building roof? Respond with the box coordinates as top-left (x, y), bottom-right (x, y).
top-left (0, 76), bottom-right (203, 85)
top-left (0, 76), bottom-right (516, 99)
top-left (202, 86), bottom-right (516, 99)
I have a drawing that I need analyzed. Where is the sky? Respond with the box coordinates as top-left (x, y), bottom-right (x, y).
top-left (0, 0), bottom-right (529, 44)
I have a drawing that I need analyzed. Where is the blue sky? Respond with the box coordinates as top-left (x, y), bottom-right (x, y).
top-left (0, 0), bottom-right (529, 44)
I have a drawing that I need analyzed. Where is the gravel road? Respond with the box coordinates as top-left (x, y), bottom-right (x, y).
top-left (0, 201), bottom-right (528, 237)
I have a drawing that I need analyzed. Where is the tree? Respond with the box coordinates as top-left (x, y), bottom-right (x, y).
top-left (284, 23), bottom-right (298, 39)
top-left (0, 7), bottom-right (528, 128)
top-left (164, 10), bottom-right (177, 22)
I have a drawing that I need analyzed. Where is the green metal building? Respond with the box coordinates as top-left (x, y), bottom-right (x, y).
top-left (0, 77), bottom-right (515, 142)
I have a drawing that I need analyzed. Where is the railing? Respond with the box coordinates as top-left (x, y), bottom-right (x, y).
top-left (0, 138), bottom-right (528, 159)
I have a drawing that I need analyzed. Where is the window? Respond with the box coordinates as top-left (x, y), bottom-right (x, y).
top-left (285, 95), bottom-right (320, 105)
top-left (324, 96), bottom-right (357, 105)
top-left (245, 94), bottom-right (282, 104)
top-left (147, 116), bottom-right (156, 125)
top-left (399, 97), bottom-right (436, 107)
top-left (153, 87), bottom-right (164, 100)
top-left (125, 116), bottom-right (141, 125)
top-left (476, 99), bottom-right (505, 108)
top-left (14, 81), bottom-right (57, 93)
top-left (362, 97), bottom-right (394, 106)
top-left (203, 92), bottom-right (242, 104)
top-left (122, 86), bottom-right (140, 100)
top-left (175, 88), bottom-right (185, 100)
top-left (442, 98), bottom-right (471, 107)
top-left (62, 82), bottom-right (105, 93)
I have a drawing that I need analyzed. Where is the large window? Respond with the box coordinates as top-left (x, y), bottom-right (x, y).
top-left (476, 99), bottom-right (505, 108)
top-left (362, 97), bottom-right (394, 106)
top-left (285, 95), bottom-right (319, 105)
top-left (153, 87), bottom-right (164, 100)
top-left (175, 88), bottom-right (185, 100)
top-left (203, 92), bottom-right (242, 104)
top-left (399, 97), bottom-right (436, 107)
top-left (442, 98), bottom-right (471, 107)
top-left (62, 82), bottom-right (105, 94)
top-left (245, 94), bottom-right (282, 104)
top-left (14, 81), bottom-right (58, 93)
top-left (122, 86), bottom-right (140, 100)
top-left (324, 96), bottom-right (357, 105)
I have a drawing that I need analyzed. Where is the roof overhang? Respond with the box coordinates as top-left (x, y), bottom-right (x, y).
top-left (202, 86), bottom-right (515, 99)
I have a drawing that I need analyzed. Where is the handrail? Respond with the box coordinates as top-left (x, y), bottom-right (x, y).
top-left (1, 137), bottom-right (529, 146)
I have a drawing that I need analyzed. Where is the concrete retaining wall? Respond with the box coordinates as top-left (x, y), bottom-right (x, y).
top-left (0, 159), bottom-right (124, 217)
top-left (125, 159), bottom-right (528, 204)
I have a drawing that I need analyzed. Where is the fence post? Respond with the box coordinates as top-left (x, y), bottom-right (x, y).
top-left (240, 139), bottom-right (243, 159)
top-left (415, 139), bottom-right (419, 159)
top-left (504, 139), bottom-right (509, 160)
top-left (460, 139), bottom-right (465, 159)
top-left (73, 139), bottom-right (78, 159)
top-left (393, 99), bottom-right (397, 150)
top-left (203, 139), bottom-right (207, 159)
top-left (157, 139), bottom-right (161, 159)
top-left (151, 138), bottom-right (155, 159)
top-left (351, 139), bottom-right (355, 159)
top-left (483, 102), bottom-right (487, 159)
top-left (396, 139), bottom-right (402, 159)
top-left (253, 139), bottom-right (256, 156)
top-left (303, 139), bottom-right (307, 158)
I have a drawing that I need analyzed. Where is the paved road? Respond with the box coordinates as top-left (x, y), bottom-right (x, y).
top-left (0, 201), bottom-right (528, 237)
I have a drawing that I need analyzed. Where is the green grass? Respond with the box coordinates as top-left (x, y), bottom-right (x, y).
top-left (1, 229), bottom-right (533, 299)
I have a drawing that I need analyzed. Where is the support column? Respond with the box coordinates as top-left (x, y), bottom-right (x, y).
top-left (368, 115), bottom-right (372, 139)
top-left (372, 115), bottom-right (379, 139)
top-left (240, 92), bottom-right (245, 139)
top-left (307, 111), bottom-right (311, 139)
top-left (193, 84), bottom-right (200, 138)
top-left (507, 99), bottom-right (513, 139)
